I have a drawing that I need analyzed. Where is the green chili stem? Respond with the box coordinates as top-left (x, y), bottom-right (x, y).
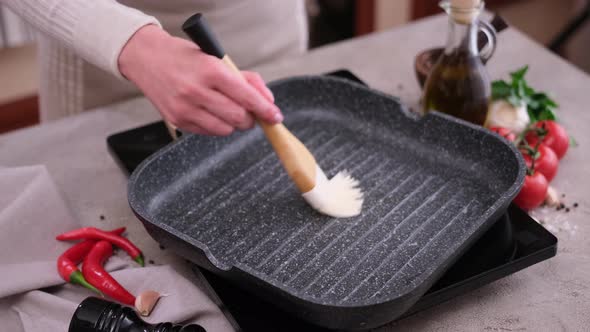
top-left (134, 254), bottom-right (145, 267)
top-left (69, 270), bottom-right (101, 295)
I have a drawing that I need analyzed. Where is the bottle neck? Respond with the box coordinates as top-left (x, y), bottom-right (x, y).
top-left (445, 18), bottom-right (479, 56)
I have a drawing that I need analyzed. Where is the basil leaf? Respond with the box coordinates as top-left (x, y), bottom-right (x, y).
top-left (527, 99), bottom-right (540, 109)
top-left (523, 82), bottom-right (535, 96)
top-left (545, 97), bottom-right (558, 108)
top-left (508, 95), bottom-right (521, 107)
top-left (510, 65), bottom-right (529, 81)
top-left (527, 109), bottom-right (538, 123)
top-left (492, 80), bottom-right (512, 99)
top-left (516, 79), bottom-right (526, 97)
top-left (537, 108), bottom-right (557, 121)
top-left (492, 65), bottom-right (558, 122)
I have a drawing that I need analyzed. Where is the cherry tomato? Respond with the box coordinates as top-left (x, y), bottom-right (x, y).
top-left (522, 144), bottom-right (559, 182)
top-left (513, 171), bottom-right (548, 211)
top-left (489, 126), bottom-right (516, 142)
top-left (526, 121), bottom-right (569, 159)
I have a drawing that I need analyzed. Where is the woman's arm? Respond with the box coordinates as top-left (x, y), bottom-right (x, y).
top-left (1, 0), bottom-right (159, 79)
top-left (118, 25), bottom-right (282, 136)
top-left (3, 0), bottom-right (283, 135)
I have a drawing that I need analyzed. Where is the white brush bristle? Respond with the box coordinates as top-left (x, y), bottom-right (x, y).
top-left (301, 166), bottom-right (364, 218)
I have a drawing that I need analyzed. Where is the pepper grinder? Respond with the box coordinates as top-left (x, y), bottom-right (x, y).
top-left (68, 297), bottom-right (206, 332)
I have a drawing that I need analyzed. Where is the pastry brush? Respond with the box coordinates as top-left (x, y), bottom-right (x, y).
top-left (178, 13), bottom-right (364, 218)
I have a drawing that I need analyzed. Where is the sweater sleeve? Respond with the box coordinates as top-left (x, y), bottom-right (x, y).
top-left (1, 0), bottom-right (161, 80)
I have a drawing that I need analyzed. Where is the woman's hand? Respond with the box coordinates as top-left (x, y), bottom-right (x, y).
top-left (118, 25), bottom-right (282, 136)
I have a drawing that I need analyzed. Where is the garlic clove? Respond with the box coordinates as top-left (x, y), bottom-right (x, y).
top-left (135, 290), bottom-right (161, 317)
top-left (545, 186), bottom-right (561, 208)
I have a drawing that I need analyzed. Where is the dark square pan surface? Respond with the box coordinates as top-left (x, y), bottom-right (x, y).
top-left (129, 76), bottom-right (525, 330)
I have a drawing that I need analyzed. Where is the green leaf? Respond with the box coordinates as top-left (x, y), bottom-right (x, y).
top-left (510, 65), bottom-right (529, 81)
top-left (492, 65), bottom-right (559, 122)
top-left (530, 93), bottom-right (559, 110)
top-left (511, 78), bottom-right (524, 98)
top-left (491, 80), bottom-right (512, 99)
top-left (537, 108), bottom-right (557, 121)
top-left (507, 95), bottom-right (521, 107)
top-left (570, 136), bottom-right (578, 147)
top-left (527, 99), bottom-right (540, 109)
top-left (527, 109), bottom-right (538, 123)
top-left (544, 97), bottom-right (558, 108)
top-left (523, 82), bottom-right (535, 96)
top-left (531, 92), bottom-right (548, 99)
top-left (518, 80), bottom-right (526, 97)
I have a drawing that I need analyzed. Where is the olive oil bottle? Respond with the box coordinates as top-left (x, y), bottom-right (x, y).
top-left (422, 0), bottom-right (497, 126)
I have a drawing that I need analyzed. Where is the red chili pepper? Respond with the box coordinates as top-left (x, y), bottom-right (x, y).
top-left (57, 227), bottom-right (126, 294)
top-left (56, 227), bottom-right (144, 266)
top-left (83, 240), bottom-right (136, 306)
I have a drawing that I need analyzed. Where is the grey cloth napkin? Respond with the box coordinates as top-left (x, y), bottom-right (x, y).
top-left (0, 165), bottom-right (234, 332)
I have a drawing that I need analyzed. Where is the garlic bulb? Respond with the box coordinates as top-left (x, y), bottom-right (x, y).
top-left (486, 100), bottom-right (530, 134)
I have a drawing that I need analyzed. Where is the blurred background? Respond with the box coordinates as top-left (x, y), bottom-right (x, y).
top-left (0, 0), bottom-right (588, 134)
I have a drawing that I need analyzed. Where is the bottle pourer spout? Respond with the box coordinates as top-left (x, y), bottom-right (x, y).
top-left (444, 0), bottom-right (484, 24)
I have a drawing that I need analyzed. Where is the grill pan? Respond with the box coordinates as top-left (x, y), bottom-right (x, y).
top-left (128, 76), bottom-right (525, 330)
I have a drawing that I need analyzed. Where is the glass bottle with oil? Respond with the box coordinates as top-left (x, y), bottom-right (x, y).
top-left (422, 0), bottom-right (497, 126)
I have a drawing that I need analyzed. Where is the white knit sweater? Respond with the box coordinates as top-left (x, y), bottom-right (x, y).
top-left (2, 0), bottom-right (307, 121)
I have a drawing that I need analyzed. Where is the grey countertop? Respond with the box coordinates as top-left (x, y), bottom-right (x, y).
top-left (1, 14), bottom-right (589, 331)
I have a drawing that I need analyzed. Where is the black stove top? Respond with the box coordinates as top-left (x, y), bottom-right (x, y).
top-left (107, 70), bottom-right (557, 331)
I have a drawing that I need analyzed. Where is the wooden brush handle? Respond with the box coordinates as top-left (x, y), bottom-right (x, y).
top-left (222, 55), bottom-right (317, 192)
top-left (182, 13), bottom-right (318, 192)
top-left (164, 121), bottom-right (178, 140)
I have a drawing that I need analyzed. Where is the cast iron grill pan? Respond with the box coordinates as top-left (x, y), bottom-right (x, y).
top-left (128, 76), bottom-right (525, 330)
